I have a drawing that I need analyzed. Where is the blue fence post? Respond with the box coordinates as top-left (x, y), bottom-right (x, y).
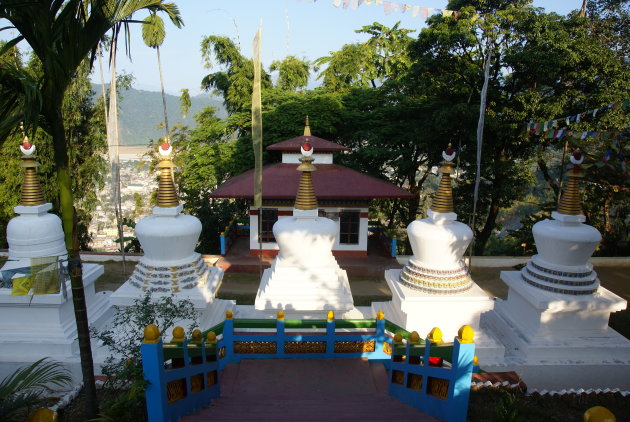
top-left (220, 232), bottom-right (226, 256)
top-left (391, 235), bottom-right (397, 258)
top-left (141, 325), bottom-right (168, 422)
top-left (374, 312), bottom-right (389, 360)
top-left (326, 311), bottom-right (335, 356)
top-left (276, 311), bottom-right (285, 356)
top-left (447, 326), bottom-right (475, 422)
top-left (223, 311), bottom-right (234, 364)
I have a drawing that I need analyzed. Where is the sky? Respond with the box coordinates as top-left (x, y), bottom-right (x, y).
top-left (4, 0), bottom-right (583, 95)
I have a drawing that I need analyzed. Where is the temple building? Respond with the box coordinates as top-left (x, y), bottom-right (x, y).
top-left (209, 118), bottom-right (414, 256)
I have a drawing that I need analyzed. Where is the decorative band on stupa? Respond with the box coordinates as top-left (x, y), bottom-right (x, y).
top-left (431, 144), bottom-right (456, 213)
top-left (156, 140), bottom-right (179, 208)
top-left (519, 150), bottom-right (600, 295)
top-left (294, 139), bottom-right (318, 210)
top-left (398, 144), bottom-right (473, 294)
top-left (18, 128), bottom-right (45, 206)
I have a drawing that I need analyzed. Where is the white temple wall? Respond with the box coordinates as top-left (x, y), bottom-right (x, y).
top-left (281, 152), bottom-right (333, 164)
top-left (248, 206), bottom-right (368, 253)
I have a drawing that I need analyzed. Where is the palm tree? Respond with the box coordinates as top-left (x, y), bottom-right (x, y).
top-left (0, 1), bottom-right (182, 418)
top-left (0, 358), bottom-right (71, 422)
top-left (142, 7), bottom-right (184, 140)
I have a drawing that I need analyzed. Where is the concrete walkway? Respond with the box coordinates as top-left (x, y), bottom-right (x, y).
top-left (181, 359), bottom-right (440, 421)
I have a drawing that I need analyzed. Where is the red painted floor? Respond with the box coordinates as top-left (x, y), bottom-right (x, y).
top-left (181, 359), bottom-right (441, 421)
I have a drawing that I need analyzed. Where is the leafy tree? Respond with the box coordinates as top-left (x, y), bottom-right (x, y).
top-left (269, 55), bottom-right (311, 92)
top-left (201, 35), bottom-right (272, 114)
top-left (141, 5), bottom-right (184, 139)
top-left (315, 22), bottom-right (415, 90)
top-left (0, 1), bottom-right (183, 417)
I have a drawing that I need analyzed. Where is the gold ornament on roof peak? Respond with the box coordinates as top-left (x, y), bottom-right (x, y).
top-left (294, 140), bottom-right (318, 210)
top-left (18, 127), bottom-right (45, 206)
top-left (156, 140), bottom-right (179, 208)
top-left (303, 115), bottom-right (311, 137)
top-left (431, 144), bottom-right (456, 214)
top-left (557, 149), bottom-right (584, 216)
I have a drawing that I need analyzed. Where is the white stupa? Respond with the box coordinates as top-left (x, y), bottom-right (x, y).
top-left (484, 151), bottom-right (630, 389)
top-left (372, 145), bottom-right (503, 362)
top-left (0, 137), bottom-right (111, 364)
top-left (254, 140), bottom-right (354, 314)
top-left (110, 141), bottom-right (230, 326)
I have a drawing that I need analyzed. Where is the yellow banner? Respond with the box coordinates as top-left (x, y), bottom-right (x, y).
top-left (11, 256), bottom-right (60, 296)
top-left (252, 27), bottom-right (263, 209)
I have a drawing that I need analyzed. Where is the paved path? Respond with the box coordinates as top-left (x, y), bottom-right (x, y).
top-left (181, 359), bottom-right (441, 421)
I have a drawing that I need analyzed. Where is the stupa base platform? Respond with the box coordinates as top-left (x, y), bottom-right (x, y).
top-left (369, 269), bottom-right (504, 364)
top-left (254, 267), bottom-right (354, 312)
top-left (109, 265), bottom-right (225, 310)
top-left (0, 263), bottom-right (113, 380)
top-left (481, 271), bottom-right (630, 364)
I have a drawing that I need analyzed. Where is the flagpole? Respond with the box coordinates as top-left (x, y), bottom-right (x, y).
top-left (252, 25), bottom-right (264, 278)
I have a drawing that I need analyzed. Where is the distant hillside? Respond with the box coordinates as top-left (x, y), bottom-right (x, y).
top-left (92, 84), bottom-right (226, 145)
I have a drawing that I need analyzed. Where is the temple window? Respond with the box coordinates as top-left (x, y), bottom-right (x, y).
top-left (260, 208), bottom-right (278, 242)
top-left (339, 210), bottom-right (360, 244)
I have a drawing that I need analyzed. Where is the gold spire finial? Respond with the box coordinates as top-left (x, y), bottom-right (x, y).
top-left (431, 144), bottom-right (456, 213)
top-left (557, 149), bottom-right (584, 216)
top-left (18, 128), bottom-right (45, 206)
top-left (303, 115), bottom-right (311, 137)
top-left (156, 140), bottom-right (179, 208)
top-left (294, 139), bottom-right (318, 210)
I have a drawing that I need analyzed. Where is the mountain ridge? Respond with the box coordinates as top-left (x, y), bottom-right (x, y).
top-left (92, 84), bottom-right (226, 145)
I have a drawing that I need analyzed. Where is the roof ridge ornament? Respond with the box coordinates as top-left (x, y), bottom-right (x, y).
top-left (303, 115), bottom-right (311, 137)
top-left (156, 139), bottom-right (180, 208)
top-left (431, 143), bottom-right (455, 214)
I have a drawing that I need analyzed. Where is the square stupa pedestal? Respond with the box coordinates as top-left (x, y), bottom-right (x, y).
top-left (0, 263), bottom-right (112, 360)
top-left (371, 269), bottom-right (505, 364)
top-left (254, 266), bottom-right (354, 314)
top-left (483, 270), bottom-right (629, 362)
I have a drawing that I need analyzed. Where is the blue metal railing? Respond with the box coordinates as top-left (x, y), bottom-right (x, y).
top-left (141, 313), bottom-right (476, 422)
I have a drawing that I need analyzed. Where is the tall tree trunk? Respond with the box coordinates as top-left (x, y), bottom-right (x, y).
top-left (474, 195), bottom-right (501, 256)
top-left (49, 102), bottom-right (99, 419)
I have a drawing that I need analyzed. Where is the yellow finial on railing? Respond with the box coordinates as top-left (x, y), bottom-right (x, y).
top-left (172, 326), bottom-right (185, 343)
top-left (376, 310), bottom-right (385, 320)
top-left (473, 355), bottom-right (479, 366)
top-left (327, 310), bottom-right (335, 321)
top-left (584, 406), bottom-right (617, 422)
top-left (206, 332), bottom-right (217, 344)
top-left (457, 325), bottom-right (475, 344)
top-left (394, 333), bottom-right (403, 344)
top-left (277, 310), bottom-right (285, 321)
top-left (409, 331), bottom-right (420, 344)
top-left (427, 327), bottom-right (443, 344)
top-left (226, 309), bottom-right (233, 320)
top-left (191, 329), bottom-right (202, 344)
top-left (143, 324), bottom-right (160, 344)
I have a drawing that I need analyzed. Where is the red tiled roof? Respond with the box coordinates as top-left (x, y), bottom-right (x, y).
top-left (209, 163), bottom-right (414, 200)
top-left (266, 136), bottom-right (349, 152)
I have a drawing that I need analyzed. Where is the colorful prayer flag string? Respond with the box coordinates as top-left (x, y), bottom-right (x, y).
top-left (525, 99), bottom-right (629, 133)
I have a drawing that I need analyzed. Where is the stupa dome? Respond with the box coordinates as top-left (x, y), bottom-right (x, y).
top-left (399, 145), bottom-right (473, 294)
top-left (522, 151), bottom-right (601, 295)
